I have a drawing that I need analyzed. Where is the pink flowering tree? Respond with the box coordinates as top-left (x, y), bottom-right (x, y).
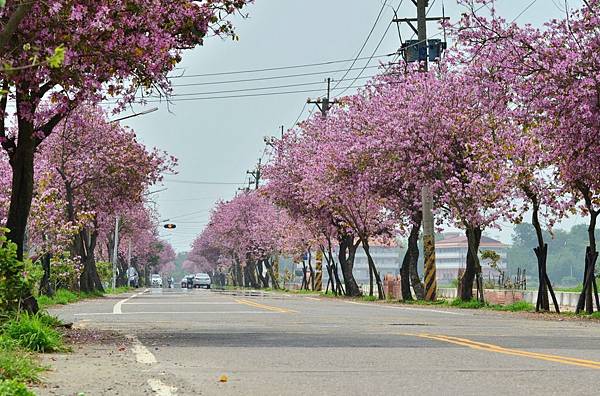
top-left (0, 0), bottom-right (253, 310)
top-left (285, 109), bottom-right (399, 299)
top-left (263, 127), bottom-right (364, 296)
top-left (453, 0), bottom-right (600, 311)
top-left (191, 190), bottom-right (310, 290)
top-left (39, 105), bottom-right (173, 292)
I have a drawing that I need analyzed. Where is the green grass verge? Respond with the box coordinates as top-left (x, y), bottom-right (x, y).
top-left (488, 300), bottom-right (535, 312)
top-left (362, 295), bottom-right (377, 302)
top-left (2, 313), bottom-right (64, 353)
top-left (0, 347), bottom-right (43, 383)
top-left (0, 379), bottom-right (35, 396)
top-left (448, 299), bottom-right (487, 309)
top-left (37, 287), bottom-right (131, 309)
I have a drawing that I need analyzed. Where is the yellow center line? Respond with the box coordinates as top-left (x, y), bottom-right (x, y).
top-left (405, 333), bottom-right (600, 370)
top-left (234, 298), bottom-right (297, 314)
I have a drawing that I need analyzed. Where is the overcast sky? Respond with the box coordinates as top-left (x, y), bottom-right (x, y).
top-left (116, 0), bottom-right (585, 252)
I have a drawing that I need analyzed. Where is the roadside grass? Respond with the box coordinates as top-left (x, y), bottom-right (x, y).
top-left (37, 287), bottom-right (132, 309)
top-left (2, 313), bottom-right (64, 353)
top-left (0, 346), bottom-right (43, 383)
top-left (448, 299), bottom-right (487, 309)
top-left (104, 286), bottom-right (133, 295)
top-left (0, 379), bottom-right (36, 396)
top-left (488, 301), bottom-right (535, 312)
top-left (362, 295), bottom-right (377, 302)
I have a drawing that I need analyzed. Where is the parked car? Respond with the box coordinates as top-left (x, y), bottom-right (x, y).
top-left (150, 274), bottom-right (163, 288)
top-left (181, 275), bottom-right (194, 289)
top-left (193, 273), bottom-right (211, 289)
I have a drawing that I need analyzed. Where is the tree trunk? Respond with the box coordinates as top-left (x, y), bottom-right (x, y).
top-left (4, 97), bottom-right (38, 313)
top-left (408, 214), bottom-right (425, 300)
top-left (234, 258), bottom-right (243, 286)
top-left (328, 240), bottom-right (344, 295)
top-left (265, 259), bottom-right (280, 289)
top-left (301, 261), bottom-right (308, 290)
top-left (257, 260), bottom-right (269, 288)
top-left (458, 225), bottom-right (482, 301)
top-left (576, 197), bottom-right (599, 314)
top-left (245, 261), bottom-right (259, 289)
top-left (79, 229), bottom-right (104, 293)
top-left (338, 234), bottom-right (362, 297)
top-left (39, 253), bottom-right (54, 297)
top-left (307, 251), bottom-right (315, 291)
top-left (400, 230), bottom-right (414, 301)
top-left (368, 256), bottom-right (374, 297)
top-left (362, 239), bottom-right (385, 300)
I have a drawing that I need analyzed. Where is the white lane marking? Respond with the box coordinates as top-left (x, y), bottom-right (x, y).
top-left (113, 288), bottom-right (149, 314)
top-left (305, 297), bottom-right (322, 301)
top-left (128, 336), bottom-right (178, 395)
top-left (123, 302), bottom-right (238, 305)
top-left (75, 311), bottom-right (280, 316)
top-left (130, 336), bottom-right (157, 365)
top-left (148, 379), bottom-right (178, 396)
top-left (344, 300), bottom-right (467, 316)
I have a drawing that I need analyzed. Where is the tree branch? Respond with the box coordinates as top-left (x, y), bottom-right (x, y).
top-left (0, 1), bottom-right (34, 54)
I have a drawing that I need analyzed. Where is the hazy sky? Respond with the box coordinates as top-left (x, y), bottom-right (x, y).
top-left (116, 0), bottom-right (584, 252)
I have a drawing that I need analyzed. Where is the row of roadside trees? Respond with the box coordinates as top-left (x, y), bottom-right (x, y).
top-left (0, 0), bottom-right (254, 313)
top-left (190, 1), bottom-right (600, 315)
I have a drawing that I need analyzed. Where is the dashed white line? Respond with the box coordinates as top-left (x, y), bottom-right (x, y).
top-left (130, 336), bottom-right (157, 365)
top-left (123, 302), bottom-right (238, 305)
top-left (75, 311), bottom-right (280, 316)
top-left (148, 379), bottom-right (178, 396)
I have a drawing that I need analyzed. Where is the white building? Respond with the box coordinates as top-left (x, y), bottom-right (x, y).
top-left (436, 233), bottom-right (509, 283)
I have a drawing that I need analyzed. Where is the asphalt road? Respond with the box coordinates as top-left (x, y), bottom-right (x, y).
top-left (49, 288), bottom-right (600, 396)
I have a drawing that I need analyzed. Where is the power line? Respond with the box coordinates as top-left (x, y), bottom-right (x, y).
top-left (291, 101), bottom-right (308, 128)
top-left (511, 0), bottom-right (538, 23)
top-left (163, 178), bottom-right (247, 185)
top-left (336, 0), bottom-right (404, 97)
top-left (151, 75), bottom-right (374, 98)
top-left (169, 53), bottom-right (392, 79)
top-left (170, 65), bottom-right (383, 87)
top-left (103, 85), bottom-right (371, 104)
top-left (332, 1), bottom-right (390, 91)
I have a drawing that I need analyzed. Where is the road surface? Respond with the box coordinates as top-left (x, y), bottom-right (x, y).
top-left (44, 288), bottom-right (600, 395)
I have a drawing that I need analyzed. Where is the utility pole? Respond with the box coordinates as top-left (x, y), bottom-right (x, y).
top-left (246, 157), bottom-right (261, 190)
top-left (306, 79), bottom-right (338, 291)
top-left (111, 215), bottom-right (120, 290)
top-left (418, 0), bottom-right (436, 303)
top-left (307, 77), bottom-right (338, 117)
top-left (394, 0), bottom-right (448, 302)
top-left (127, 240), bottom-right (132, 286)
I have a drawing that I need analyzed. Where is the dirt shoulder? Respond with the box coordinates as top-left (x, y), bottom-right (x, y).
top-left (32, 327), bottom-right (156, 396)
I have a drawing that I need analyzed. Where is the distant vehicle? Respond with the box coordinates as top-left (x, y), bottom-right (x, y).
top-left (193, 273), bottom-right (211, 289)
top-left (126, 267), bottom-right (139, 288)
top-left (181, 275), bottom-right (194, 289)
top-left (150, 274), bottom-right (163, 288)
